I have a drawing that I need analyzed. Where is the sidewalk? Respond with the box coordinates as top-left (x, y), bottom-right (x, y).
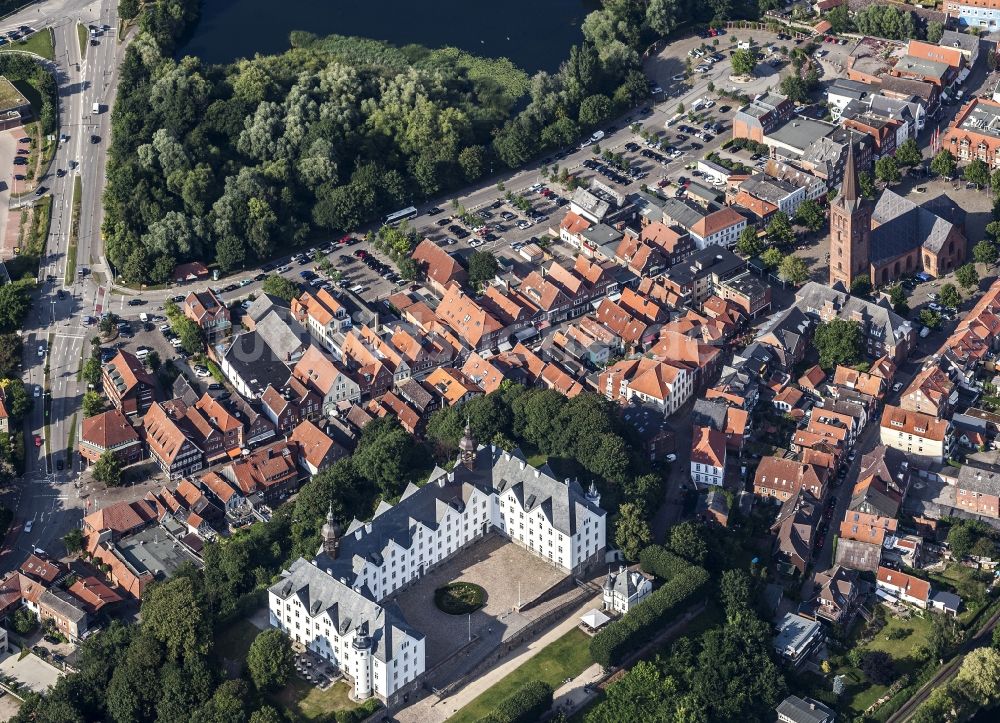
top-left (395, 594), bottom-right (601, 723)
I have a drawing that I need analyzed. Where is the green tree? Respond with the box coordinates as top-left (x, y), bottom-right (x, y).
top-left (875, 155), bottom-right (901, 184)
top-left (731, 49), bottom-right (756, 76)
top-left (948, 519), bottom-right (990, 558)
top-left (82, 390), bottom-right (105, 417)
top-left (956, 263), bottom-right (980, 291)
top-left (940, 282), bottom-right (962, 309)
top-left (261, 275), bottom-right (300, 302)
top-left (920, 309), bottom-right (942, 329)
top-left (246, 629), bottom-right (293, 692)
top-left (861, 650), bottom-right (895, 685)
top-left (669, 521), bottom-right (707, 565)
top-left (615, 503), bottom-right (651, 561)
top-left (92, 450), bottom-right (123, 487)
top-left (778, 255), bottom-right (809, 285)
top-left (858, 170), bottom-right (876, 198)
top-left (82, 357), bottom-right (103, 387)
top-left (0, 283), bottom-right (30, 333)
top-left (931, 149), bottom-right (957, 178)
top-left (888, 284), bottom-right (909, 315)
top-left (850, 274), bottom-right (872, 297)
top-left (140, 574), bottom-right (211, 662)
top-left (965, 158), bottom-right (990, 189)
top-left (974, 239), bottom-right (999, 267)
top-left (249, 707), bottom-right (284, 723)
top-left (957, 648), bottom-right (1000, 705)
top-left (62, 528), bottom-right (85, 555)
top-left (579, 94), bottom-right (613, 128)
top-left (118, 0), bottom-right (140, 20)
top-left (927, 20), bottom-right (945, 43)
top-left (760, 247), bottom-right (783, 269)
top-left (794, 199), bottom-right (825, 232)
top-left (11, 607), bottom-right (37, 635)
top-left (778, 75), bottom-right (808, 103)
top-left (813, 318), bottom-right (863, 369)
top-left (894, 138), bottom-right (922, 168)
top-left (736, 227), bottom-right (764, 257)
top-left (467, 251), bottom-right (499, 288)
top-left (766, 211), bottom-right (795, 246)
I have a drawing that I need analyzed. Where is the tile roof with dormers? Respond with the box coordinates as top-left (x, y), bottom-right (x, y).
top-left (461, 352), bottom-right (507, 393)
top-left (595, 298), bottom-right (647, 346)
top-left (290, 420), bottom-right (341, 470)
top-left (435, 285), bottom-right (505, 348)
top-left (880, 404), bottom-right (949, 441)
top-left (411, 238), bottom-right (468, 290)
top-left (519, 270), bottom-right (573, 313)
top-left (691, 425), bottom-right (726, 468)
top-left (81, 409), bottom-right (140, 451)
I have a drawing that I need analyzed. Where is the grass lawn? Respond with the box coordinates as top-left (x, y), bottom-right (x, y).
top-left (449, 627), bottom-right (592, 723)
top-left (832, 611), bottom-right (934, 716)
top-left (64, 176), bottom-right (81, 284)
top-left (270, 678), bottom-right (357, 721)
top-left (214, 618), bottom-right (261, 666)
top-left (77, 23), bottom-right (86, 59)
top-left (2, 28), bottom-right (54, 60)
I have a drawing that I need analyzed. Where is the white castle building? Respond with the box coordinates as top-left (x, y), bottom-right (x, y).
top-left (268, 425), bottom-right (607, 703)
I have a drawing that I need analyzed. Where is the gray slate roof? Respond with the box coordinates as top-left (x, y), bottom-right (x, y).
top-left (246, 293), bottom-right (291, 325)
top-left (775, 695), bottom-right (834, 723)
top-left (957, 463), bottom-right (1000, 496)
top-left (795, 282), bottom-right (913, 344)
top-left (255, 311), bottom-right (309, 363)
top-left (269, 558), bottom-right (422, 662)
top-left (220, 332), bottom-right (292, 397)
top-left (692, 399), bottom-right (728, 431)
top-left (741, 173), bottom-right (799, 205)
top-left (314, 445), bottom-right (605, 589)
top-left (871, 189), bottom-right (960, 261)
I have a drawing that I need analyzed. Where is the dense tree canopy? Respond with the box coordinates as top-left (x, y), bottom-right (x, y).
top-left (813, 318), bottom-right (863, 369)
top-left (103, 0), bottom-right (658, 282)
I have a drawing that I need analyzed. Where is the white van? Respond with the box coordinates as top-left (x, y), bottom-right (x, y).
top-left (135, 348), bottom-right (149, 360)
top-left (139, 312), bottom-right (148, 322)
top-left (590, 130), bottom-right (605, 143)
top-left (92, 102), bottom-right (100, 114)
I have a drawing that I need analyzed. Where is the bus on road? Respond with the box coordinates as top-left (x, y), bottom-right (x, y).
top-left (384, 206), bottom-right (418, 226)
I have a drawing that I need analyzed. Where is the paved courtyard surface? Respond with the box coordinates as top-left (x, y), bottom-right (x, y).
top-left (389, 534), bottom-right (567, 670)
top-left (0, 649), bottom-right (60, 694)
top-left (0, 693), bottom-right (21, 722)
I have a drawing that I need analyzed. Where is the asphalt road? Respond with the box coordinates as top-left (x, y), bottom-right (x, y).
top-left (2, 0), bottom-right (121, 567)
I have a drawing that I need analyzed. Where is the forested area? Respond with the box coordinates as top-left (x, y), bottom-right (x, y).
top-left (101, 0), bottom-right (775, 283)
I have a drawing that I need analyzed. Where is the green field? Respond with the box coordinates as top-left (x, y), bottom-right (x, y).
top-left (65, 176), bottom-right (81, 284)
top-left (77, 23), bottom-right (87, 60)
top-left (2, 28), bottom-right (54, 60)
top-left (449, 627), bottom-right (593, 723)
top-left (271, 678), bottom-right (358, 721)
top-left (832, 612), bottom-right (934, 716)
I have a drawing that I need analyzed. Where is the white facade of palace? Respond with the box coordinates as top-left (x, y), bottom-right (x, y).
top-left (268, 429), bottom-right (607, 703)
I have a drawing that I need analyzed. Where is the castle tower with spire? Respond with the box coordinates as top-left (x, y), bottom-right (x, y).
top-left (829, 138), bottom-right (873, 290)
top-left (318, 503), bottom-right (341, 559)
top-left (458, 419), bottom-right (477, 469)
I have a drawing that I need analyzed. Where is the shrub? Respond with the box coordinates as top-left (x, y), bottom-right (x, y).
top-left (590, 562), bottom-right (710, 668)
top-left (477, 680), bottom-right (553, 723)
top-left (639, 545), bottom-right (690, 581)
top-left (434, 582), bottom-right (487, 615)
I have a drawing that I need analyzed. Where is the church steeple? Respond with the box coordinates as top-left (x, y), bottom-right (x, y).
top-left (829, 132), bottom-right (872, 290)
top-left (459, 418), bottom-right (477, 468)
top-left (842, 139), bottom-right (859, 204)
top-left (319, 503), bottom-right (341, 558)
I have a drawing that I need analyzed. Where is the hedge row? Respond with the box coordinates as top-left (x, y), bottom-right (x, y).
top-left (639, 545), bottom-right (690, 581)
top-left (590, 562), bottom-right (710, 668)
top-left (476, 680), bottom-right (554, 723)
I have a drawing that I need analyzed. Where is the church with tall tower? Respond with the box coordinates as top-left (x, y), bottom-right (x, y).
top-left (828, 135), bottom-right (967, 290)
top-left (829, 142), bottom-right (872, 290)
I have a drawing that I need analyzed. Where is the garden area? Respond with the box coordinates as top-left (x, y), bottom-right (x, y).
top-left (449, 628), bottom-right (592, 723)
top-left (270, 678), bottom-right (361, 722)
top-left (809, 608), bottom-right (938, 717)
top-left (434, 582), bottom-right (486, 615)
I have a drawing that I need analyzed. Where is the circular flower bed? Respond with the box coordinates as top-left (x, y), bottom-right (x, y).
top-left (434, 582), bottom-right (487, 615)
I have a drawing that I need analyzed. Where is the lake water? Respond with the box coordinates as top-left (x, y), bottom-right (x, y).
top-left (178, 0), bottom-right (597, 72)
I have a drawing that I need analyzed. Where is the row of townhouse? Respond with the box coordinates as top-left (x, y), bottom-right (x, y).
top-left (0, 552), bottom-right (122, 642)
